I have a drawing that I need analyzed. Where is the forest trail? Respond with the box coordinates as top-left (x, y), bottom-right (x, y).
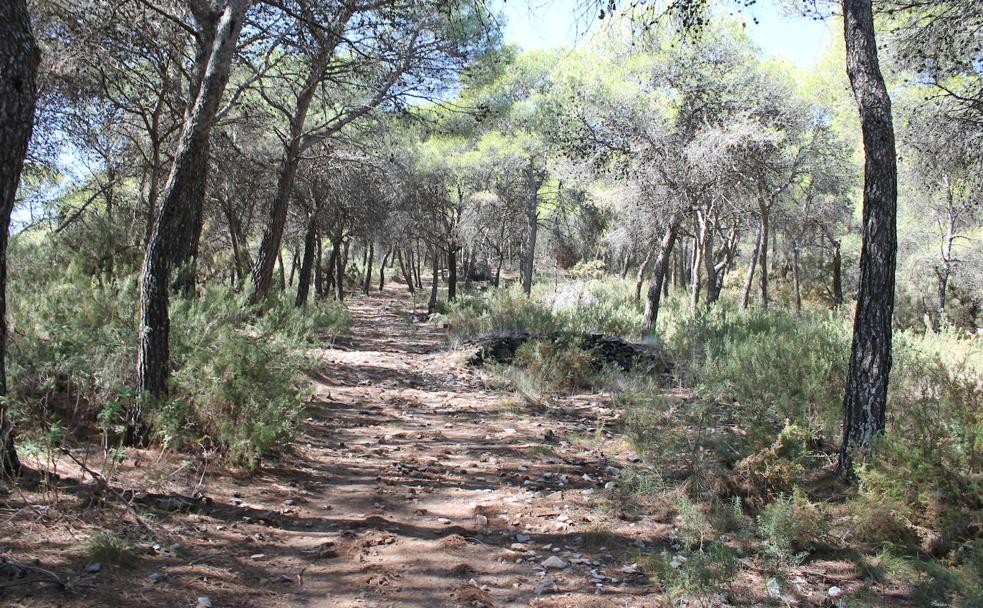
top-left (147, 284), bottom-right (661, 608)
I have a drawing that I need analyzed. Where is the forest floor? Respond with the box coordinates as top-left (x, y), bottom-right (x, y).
top-left (1, 285), bottom-right (881, 608)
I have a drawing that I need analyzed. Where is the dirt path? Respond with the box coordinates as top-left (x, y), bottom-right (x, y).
top-left (233, 288), bottom-right (658, 608)
top-left (4, 287), bottom-right (674, 608)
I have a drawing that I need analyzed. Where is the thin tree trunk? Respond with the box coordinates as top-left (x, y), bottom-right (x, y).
top-left (314, 234), bottom-right (323, 299)
top-left (642, 221), bottom-right (679, 334)
top-left (295, 215), bottom-right (318, 307)
top-left (325, 233), bottom-right (341, 297)
top-left (0, 0), bottom-right (40, 476)
top-left (363, 241), bottom-right (374, 295)
top-left (427, 249), bottom-right (439, 314)
top-left (831, 238), bottom-right (843, 306)
top-left (335, 238), bottom-right (346, 301)
top-left (837, 0), bottom-right (899, 478)
top-left (521, 169), bottom-right (543, 296)
top-left (136, 0), bottom-right (249, 441)
top-left (741, 222), bottom-right (763, 309)
top-left (689, 229), bottom-right (704, 313)
top-left (791, 245), bottom-right (802, 316)
top-left (447, 244), bottom-right (458, 301)
top-left (758, 204), bottom-right (770, 308)
top-left (633, 247), bottom-right (655, 303)
top-left (378, 246), bottom-right (390, 291)
top-left (277, 250), bottom-right (286, 291)
top-left (620, 251), bottom-right (631, 279)
top-left (396, 249), bottom-right (414, 293)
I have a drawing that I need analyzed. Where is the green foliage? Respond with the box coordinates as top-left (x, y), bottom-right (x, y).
top-left (566, 259), bottom-right (606, 280)
top-left (643, 542), bottom-right (742, 599)
top-left (756, 490), bottom-right (827, 566)
top-left (6, 238), bottom-right (350, 466)
top-left (446, 286), bottom-right (563, 342)
top-left (668, 304), bottom-right (849, 445)
top-left (83, 532), bottom-right (137, 567)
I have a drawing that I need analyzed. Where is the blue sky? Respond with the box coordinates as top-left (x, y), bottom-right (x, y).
top-left (500, 0), bottom-right (835, 67)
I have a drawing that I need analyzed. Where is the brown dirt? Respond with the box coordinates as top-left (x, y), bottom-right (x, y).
top-left (0, 286), bottom-right (893, 607)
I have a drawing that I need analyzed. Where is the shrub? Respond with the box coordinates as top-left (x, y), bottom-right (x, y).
top-left (83, 531), bottom-right (137, 566)
top-left (6, 252), bottom-right (349, 467)
top-left (667, 305), bottom-right (849, 449)
top-left (756, 490), bottom-right (827, 566)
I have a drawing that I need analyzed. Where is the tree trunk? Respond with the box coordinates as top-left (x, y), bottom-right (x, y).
top-left (521, 169), bottom-right (543, 296)
top-left (0, 0), bottom-right (40, 476)
top-left (620, 251), bottom-right (631, 279)
top-left (314, 234), bottom-right (323, 299)
top-left (791, 245), bottom-right (802, 317)
top-left (277, 250), bottom-right (286, 291)
top-left (289, 250), bottom-right (298, 287)
top-left (463, 247), bottom-right (474, 290)
top-left (378, 246), bottom-right (390, 291)
top-left (837, 0), bottom-right (899, 478)
top-left (325, 233), bottom-right (341, 297)
top-left (136, 0), bottom-right (249, 439)
top-left (295, 215), bottom-right (317, 307)
top-left (642, 221), bottom-right (679, 334)
top-left (335, 238), bottom-right (346, 301)
top-left (831, 238), bottom-right (843, 306)
top-left (741, 225), bottom-right (761, 310)
top-left (396, 249), bottom-right (414, 293)
top-left (689, 230), bottom-right (704, 313)
top-left (427, 249), bottom-right (439, 315)
top-left (447, 244), bottom-right (458, 301)
top-left (701, 213), bottom-right (720, 307)
top-left (758, 204), bottom-right (770, 308)
top-left (362, 241), bottom-right (374, 295)
top-left (633, 247), bottom-right (655, 302)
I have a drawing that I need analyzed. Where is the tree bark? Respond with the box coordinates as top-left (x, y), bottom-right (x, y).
top-left (427, 249), bottom-right (439, 314)
top-left (362, 241), bottom-right (374, 295)
top-left (396, 249), bottom-right (414, 292)
top-left (758, 203), bottom-right (770, 308)
top-left (837, 0), bottom-right (899, 478)
top-left (520, 167), bottom-right (544, 296)
top-left (791, 245), bottom-right (802, 316)
top-left (314, 233), bottom-right (323, 299)
top-left (136, 0), bottom-right (249, 437)
top-left (689, 229), bottom-right (704, 313)
top-left (447, 244), bottom-right (458, 301)
top-left (642, 221), bottom-right (679, 334)
top-left (378, 246), bottom-right (391, 291)
top-left (0, 0), bottom-right (40, 476)
top-left (831, 238), bottom-right (843, 306)
top-left (295, 214), bottom-right (318, 307)
top-left (335, 238), bottom-right (346, 301)
top-left (633, 247), bottom-right (655, 302)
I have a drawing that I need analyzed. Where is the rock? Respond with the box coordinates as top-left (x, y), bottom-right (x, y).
top-left (515, 533), bottom-right (531, 543)
top-left (534, 580), bottom-right (558, 595)
top-left (541, 556), bottom-right (567, 569)
top-left (828, 586), bottom-right (843, 598)
top-left (475, 514), bottom-right (488, 526)
top-left (626, 452), bottom-right (641, 463)
top-left (149, 572), bottom-right (165, 583)
top-left (467, 331), bottom-right (672, 375)
top-left (437, 517), bottom-right (451, 524)
top-left (85, 562), bottom-right (102, 574)
top-left (196, 597), bottom-right (213, 608)
top-left (250, 553), bottom-right (266, 560)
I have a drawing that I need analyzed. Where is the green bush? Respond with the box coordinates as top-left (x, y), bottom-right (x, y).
top-left (668, 305), bottom-right (849, 448)
top-left (6, 239), bottom-right (350, 467)
top-left (756, 490), bottom-right (827, 566)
